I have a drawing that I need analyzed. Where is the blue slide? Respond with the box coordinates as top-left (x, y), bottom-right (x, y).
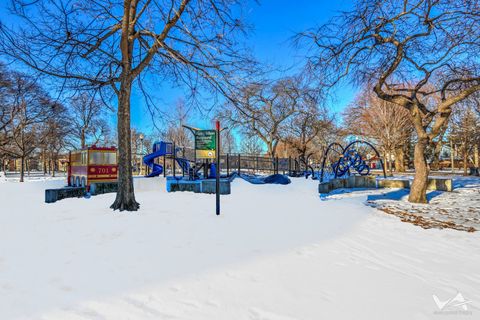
top-left (143, 141), bottom-right (192, 178)
top-left (143, 142), bottom-right (168, 177)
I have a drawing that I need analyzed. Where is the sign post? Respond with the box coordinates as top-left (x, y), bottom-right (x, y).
top-left (215, 120), bottom-right (221, 216)
top-left (182, 123), bottom-right (221, 216)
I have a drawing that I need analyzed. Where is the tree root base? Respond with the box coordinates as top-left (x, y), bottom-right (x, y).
top-left (110, 199), bottom-right (140, 212)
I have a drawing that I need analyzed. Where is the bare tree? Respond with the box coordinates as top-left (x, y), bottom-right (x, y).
top-left (343, 88), bottom-right (413, 173)
top-left (221, 129), bottom-right (236, 154)
top-left (284, 104), bottom-right (333, 168)
top-left (0, 63), bottom-right (14, 147)
top-left (450, 104), bottom-right (480, 175)
top-left (68, 93), bottom-right (111, 149)
top-left (0, 72), bottom-right (56, 181)
top-left (222, 78), bottom-right (307, 158)
top-left (240, 135), bottom-right (263, 155)
top-left (41, 101), bottom-right (71, 176)
top-left (299, 0), bottom-right (480, 203)
top-left (1, 0), bottom-right (254, 210)
top-left (163, 99), bottom-right (193, 148)
top-left (130, 128), bottom-right (151, 174)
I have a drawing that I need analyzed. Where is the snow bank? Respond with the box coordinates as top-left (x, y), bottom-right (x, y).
top-left (0, 177), bottom-right (479, 319)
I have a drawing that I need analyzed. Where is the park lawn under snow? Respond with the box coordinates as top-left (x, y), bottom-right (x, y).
top-left (0, 176), bottom-right (479, 320)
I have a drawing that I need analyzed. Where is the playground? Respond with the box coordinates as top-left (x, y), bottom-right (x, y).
top-left (1, 0), bottom-right (479, 318)
top-left (1, 175), bottom-right (479, 319)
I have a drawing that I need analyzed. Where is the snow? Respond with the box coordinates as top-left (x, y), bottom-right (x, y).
top-left (0, 176), bottom-right (479, 319)
top-left (362, 177), bottom-right (480, 232)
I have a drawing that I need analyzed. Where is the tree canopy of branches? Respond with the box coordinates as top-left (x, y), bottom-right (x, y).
top-left (343, 88), bottom-right (413, 172)
top-left (163, 99), bottom-right (193, 148)
top-left (69, 93), bottom-right (111, 149)
top-left (283, 104), bottom-right (334, 166)
top-left (1, 0), bottom-right (255, 211)
top-left (0, 63), bottom-right (15, 147)
top-left (299, 0), bottom-right (480, 203)
top-left (40, 101), bottom-right (71, 176)
top-left (240, 135), bottom-right (263, 155)
top-left (0, 71), bottom-right (62, 181)
top-left (222, 78), bottom-right (316, 158)
top-left (450, 103), bottom-right (480, 175)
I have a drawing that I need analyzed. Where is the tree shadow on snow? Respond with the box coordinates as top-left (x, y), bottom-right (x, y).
top-left (366, 188), bottom-right (443, 202)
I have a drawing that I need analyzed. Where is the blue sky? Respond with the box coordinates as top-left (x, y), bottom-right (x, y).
top-left (131, 0), bottom-right (356, 134)
top-left (0, 1), bottom-right (356, 135)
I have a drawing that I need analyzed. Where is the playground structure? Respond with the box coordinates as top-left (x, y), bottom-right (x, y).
top-left (143, 141), bottom-right (217, 180)
top-left (67, 145), bottom-right (118, 193)
top-left (317, 140), bottom-right (457, 195)
top-left (143, 143), bottom-right (317, 180)
top-left (142, 139), bottom-right (294, 193)
top-left (320, 140), bottom-right (387, 183)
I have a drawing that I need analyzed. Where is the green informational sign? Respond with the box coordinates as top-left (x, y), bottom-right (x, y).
top-left (195, 130), bottom-right (217, 159)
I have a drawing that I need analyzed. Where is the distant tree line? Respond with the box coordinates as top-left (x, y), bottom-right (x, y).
top-left (298, 0), bottom-right (480, 203)
top-left (219, 76), bottom-right (339, 168)
top-left (0, 63), bottom-right (112, 181)
top-left (343, 86), bottom-right (480, 176)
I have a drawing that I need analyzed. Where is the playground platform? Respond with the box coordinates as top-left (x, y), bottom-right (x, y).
top-left (45, 182), bottom-right (118, 203)
top-left (166, 177), bottom-right (231, 195)
top-left (318, 176), bottom-right (453, 194)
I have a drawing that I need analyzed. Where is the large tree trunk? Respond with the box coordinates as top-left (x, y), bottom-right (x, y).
top-left (382, 152), bottom-right (391, 174)
top-left (394, 146), bottom-right (406, 172)
top-left (110, 2), bottom-right (139, 212)
top-left (20, 156), bottom-right (25, 183)
top-left (110, 79), bottom-right (139, 211)
top-left (463, 142), bottom-right (468, 176)
top-left (408, 137), bottom-right (429, 203)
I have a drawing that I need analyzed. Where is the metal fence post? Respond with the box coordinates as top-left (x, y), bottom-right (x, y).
top-left (238, 154), bottom-right (241, 174)
top-left (172, 142), bottom-right (176, 178)
top-left (226, 154), bottom-right (230, 176)
top-left (163, 155), bottom-right (166, 177)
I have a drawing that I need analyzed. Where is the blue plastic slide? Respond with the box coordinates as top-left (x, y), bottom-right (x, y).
top-left (175, 157), bottom-right (191, 175)
top-left (143, 141), bottom-right (193, 178)
top-left (143, 142), bottom-right (168, 177)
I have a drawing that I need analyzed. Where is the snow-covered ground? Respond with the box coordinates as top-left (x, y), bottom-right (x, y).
top-left (364, 177), bottom-right (480, 232)
top-left (0, 176), bottom-right (479, 319)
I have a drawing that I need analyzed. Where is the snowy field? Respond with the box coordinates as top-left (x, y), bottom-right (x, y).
top-left (0, 176), bottom-right (479, 320)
